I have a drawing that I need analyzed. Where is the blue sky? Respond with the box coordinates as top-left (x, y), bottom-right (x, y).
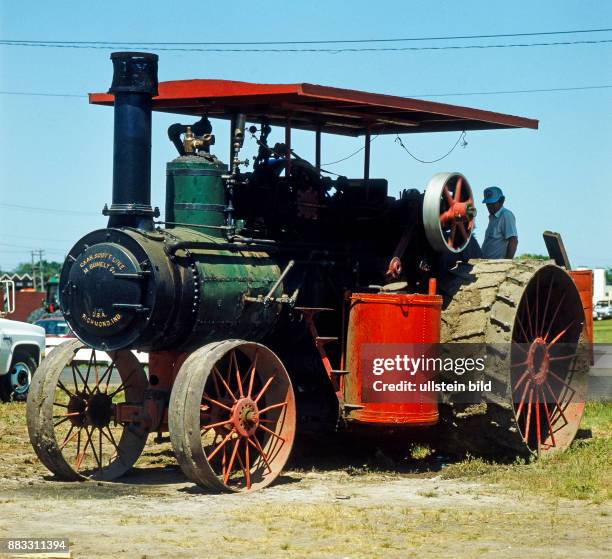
top-left (0, 0), bottom-right (610, 271)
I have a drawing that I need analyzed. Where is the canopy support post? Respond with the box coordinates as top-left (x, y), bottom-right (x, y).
top-left (285, 118), bottom-right (292, 177)
top-left (364, 131), bottom-right (371, 180)
top-left (315, 125), bottom-right (321, 172)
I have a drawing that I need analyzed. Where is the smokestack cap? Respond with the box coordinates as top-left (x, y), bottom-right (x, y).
top-left (109, 52), bottom-right (159, 96)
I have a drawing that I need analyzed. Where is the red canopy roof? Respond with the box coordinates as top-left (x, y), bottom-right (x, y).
top-left (89, 79), bottom-right (538, 137)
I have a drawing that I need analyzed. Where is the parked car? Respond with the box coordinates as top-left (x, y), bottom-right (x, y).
top-left (36, 316), bottom-right (148, 365)
top-left (0, 318), bottom-right (45, 401)
top-left (593, 300), bottom-right (612, 320)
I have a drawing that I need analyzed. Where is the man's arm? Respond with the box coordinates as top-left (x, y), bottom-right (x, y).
top-left (503, 210), bottom-right (518, 258)
top-left (506, 236), bottom-right (518, 258)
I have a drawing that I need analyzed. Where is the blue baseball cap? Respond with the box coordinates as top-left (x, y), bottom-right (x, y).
top-left (482, 186), bottom-right (504, 204)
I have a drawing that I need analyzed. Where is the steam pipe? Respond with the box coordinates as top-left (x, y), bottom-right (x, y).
top-left (103, 52), bottom-right (159, 230)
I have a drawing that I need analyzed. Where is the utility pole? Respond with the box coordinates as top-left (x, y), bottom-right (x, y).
top-left (30, 251), bottom-right (36, 291)
top-left (38, 250), bottom-right (44, 293)
top-left (30, 250), bottom-right (45, 291)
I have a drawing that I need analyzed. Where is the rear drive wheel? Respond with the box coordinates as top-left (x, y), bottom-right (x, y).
top-left (439, 259), bottom-right (589, 457)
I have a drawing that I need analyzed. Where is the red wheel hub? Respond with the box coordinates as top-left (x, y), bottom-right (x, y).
top-left (230, 398), bottom-right (259, 437)
top-left (526, 337), bottom-right (550, 385)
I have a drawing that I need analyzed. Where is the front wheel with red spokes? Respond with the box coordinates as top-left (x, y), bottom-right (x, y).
top-left (169, 340), bottom-right (296, 492)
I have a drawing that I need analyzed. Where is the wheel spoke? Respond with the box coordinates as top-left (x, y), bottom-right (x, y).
top-left (97, 361), bottom-right (114, 392)
top-left (448, 223), bottom-right (457, 247)
top-left (547, 370), bottom-right (576, 396)
top-left (443, 186), bottom-right (453, 207)
top-left (547, 321), bottom-right (574, 348)
top-left (454, 177), bottom-right (463, 202)
top-left (71, 364), bottom-right (79, 393)
top-left (513, 369), bottom-right (530, 391)
top-left (258, 401), bottom-right (288, 415)
top-left (75, 428), bottom-right (93, 469)
top-left (58, 424), bottom-right (76, 450)
top-left (245, 440), bottom-right (251, 490)
top-left (85, 350), bottom-right (95, 392)
top-left (101, 427), bottom-right (121, 457)
top-left (213, 367), bottom-right (237, 402)
top-left (223, 438), bottom-right (241, 484)
top-left (258, 423), bottom-right (286, 443)
top-left (543, 293), bottom-right (566, 341)
top-left (72, 363), bottom-right (91, 394)
top-left (201, 419), bottom-right (231, 432)
top-left (93, 351), bottom-right (100, 388)
top-left (207, 430), bottom-right (234, 461)
top-left (539, 387), bottom-right (556, 447)
top-left (202, 393), bottom-right (233, 412)
top-left (549, 353), bottom-right (578, 362)
top-left (524, 388), bottom-right (534, 442)
top-left (211, 367), bottom-right (221, 398)
top-left (522, 292), bottom-right (535, 339)
top-left (254, 376), bottom-right (274, 404)
top-left (232, 351), bottom-right (244, 398)
top-left (248, 436), bottom-right (273, 474)
top-left (56, 380), bottom-right (74, 399)
top-left (53, 412), bottom-right (81, 418)
top-left (539, 277), bottom-right (555, 337)
top-left (534, 275), bottom-right (540, 338)
top-left (108, 367), bottom-right (137, 398)
top-left (98, 429), bottom-right (103, 472)
top-left (88, 427), bottom-right (103, 472)
top-left (535, 389), bottom-right (541, 453)
top-left (53, 416), bottom-right (71, 428)
top-left (456, 221), bottom-right (468, 240)
top-left (515, 378), bottom-right (531, 417)
top-left (247, 351), bottom-right (258, 398)
top-left (515, 316), bottom-right (530, 344)
top-left (544, 381), bottom-right (568, 425)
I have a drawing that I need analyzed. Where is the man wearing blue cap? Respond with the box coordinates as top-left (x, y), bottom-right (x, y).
top-left (481, 186), bottom-right (518, 259)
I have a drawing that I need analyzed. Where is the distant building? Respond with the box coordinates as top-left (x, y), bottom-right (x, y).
top-left (0, 273), bottom-right (35, 291)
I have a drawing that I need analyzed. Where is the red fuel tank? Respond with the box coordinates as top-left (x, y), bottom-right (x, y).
top-left (343, 292), bottom-right (441, 426)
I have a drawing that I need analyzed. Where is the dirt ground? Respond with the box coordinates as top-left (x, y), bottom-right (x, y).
top-left (0, 402), bottom-right (610, 559)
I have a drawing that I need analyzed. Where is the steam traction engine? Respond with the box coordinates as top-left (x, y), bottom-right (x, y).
top-left (27, 53), bottom-right (592, 492)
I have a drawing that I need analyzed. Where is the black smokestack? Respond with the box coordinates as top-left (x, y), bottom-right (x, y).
top-left (104, 52), bottom-right (159, 230)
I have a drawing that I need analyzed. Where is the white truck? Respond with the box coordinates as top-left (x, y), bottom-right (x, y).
top-left (0, 280), bottom-right (46, 401)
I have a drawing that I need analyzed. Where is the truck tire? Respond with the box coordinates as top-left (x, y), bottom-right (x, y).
top-left (0, 352), bottom-right (38, 402)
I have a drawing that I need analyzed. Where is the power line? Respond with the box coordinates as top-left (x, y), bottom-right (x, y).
top-left (1, 84), bottom-right (611, 101)
top-left (414, 84), bottom-right (612, 97)
top-left (1, 233), bottom-right (73, 243)
top-left (0, 90), bottom-right (86, 98)
top-left (1, 38), bottom-right (611, 53)
top-left (0, 202), bottom-right (99, 216)
top-left (1, 27), bottom-right (611, 46)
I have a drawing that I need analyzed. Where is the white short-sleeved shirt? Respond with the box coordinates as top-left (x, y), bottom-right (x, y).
top-left (481, 206), bottom-right (518, 259)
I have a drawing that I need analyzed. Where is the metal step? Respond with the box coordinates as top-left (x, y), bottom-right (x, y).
top-left (294, 306), bottom-right (334, 314)
top-left (315, 336), bottom-right (338, 346)
top-left (343, 403), bottom-right (365, 411)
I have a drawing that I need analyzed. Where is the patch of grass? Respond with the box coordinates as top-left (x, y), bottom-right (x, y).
top-left (442, 401), bottom-right (611, 503)
top-left (593, 320), bottom-right (612, 343)
top-left (417, 489), bottom-right (438, 498)
top-left (409, 443), bottom-right (433, 460)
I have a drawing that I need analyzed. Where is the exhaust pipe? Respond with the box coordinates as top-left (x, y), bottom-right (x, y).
top-left (103, 52), bottom-right (159, 230)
